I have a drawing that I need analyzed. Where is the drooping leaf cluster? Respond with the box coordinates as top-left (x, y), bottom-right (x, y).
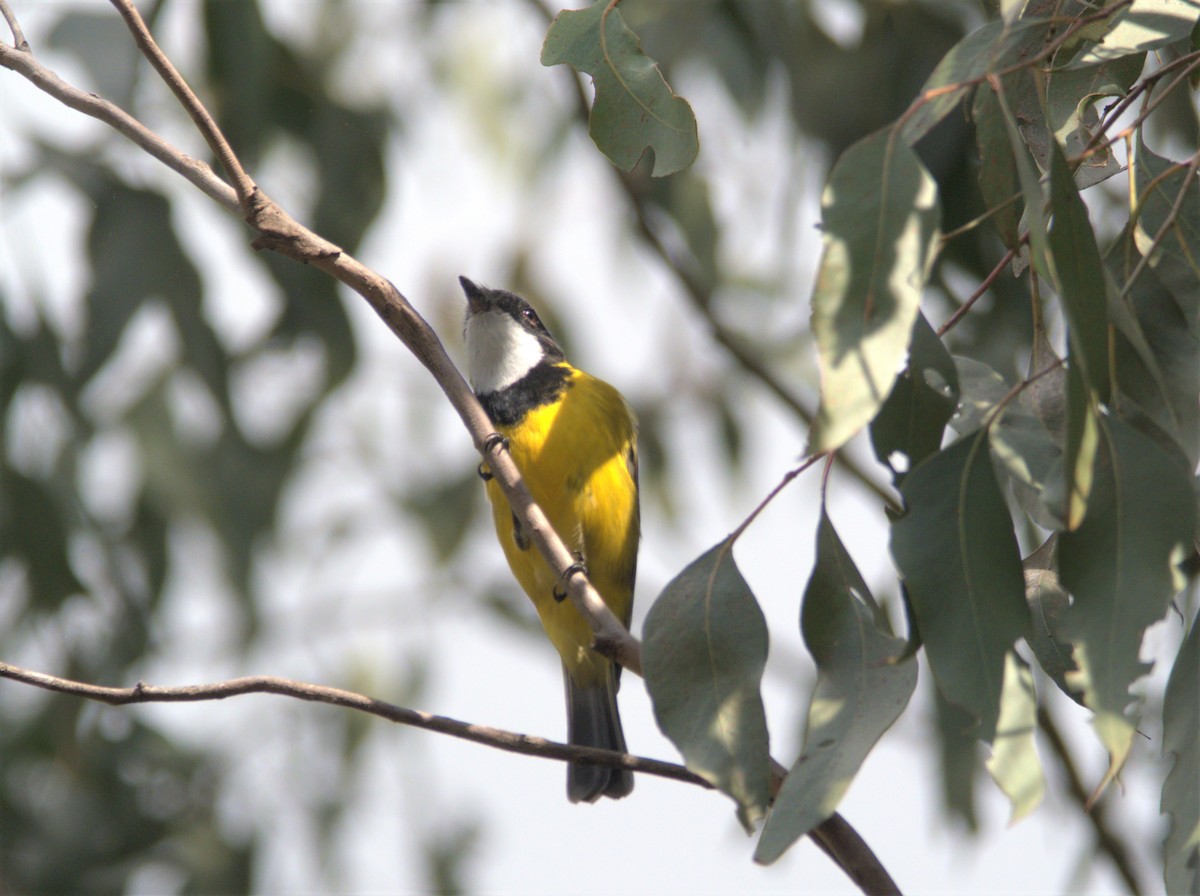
top-left (606, 0), bottom-right (1200, 886)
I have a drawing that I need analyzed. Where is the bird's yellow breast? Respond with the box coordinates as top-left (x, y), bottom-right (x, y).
top-left (483, 365), bottom-right (638, 687)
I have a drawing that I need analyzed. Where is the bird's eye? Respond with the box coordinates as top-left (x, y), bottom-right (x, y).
top-left (522, 307), bottom-right (540, 327)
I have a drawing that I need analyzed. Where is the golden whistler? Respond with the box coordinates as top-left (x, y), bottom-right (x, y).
top-left (461, 277), bottom-right (638, 802)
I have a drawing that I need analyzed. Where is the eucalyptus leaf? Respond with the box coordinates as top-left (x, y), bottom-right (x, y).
top-left (1059, 417), bottom-right (1196, 793)
top-left (643, 542), bottom-right (772, 831)
top-left (541, 1), bottom-right (699, 176)
top-left (808, 129), bottom-right (941, 453)
top-left (870, 313), bottom-right (959, 485)
top-left (891, 432), bottom-right (1029, 742)
top-left (755, 514), bottom-right (916, 864)
top-left (1069, 0), bottom-right (1200, 67)
top-left (1132, 133), bottom-right (1200, 308)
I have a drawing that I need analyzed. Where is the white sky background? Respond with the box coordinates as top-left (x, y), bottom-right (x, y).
top-left (0, 2), bottom-right (1171, 893)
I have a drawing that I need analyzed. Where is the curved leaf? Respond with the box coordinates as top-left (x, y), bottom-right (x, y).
top-left (1069, 0), bottom-right (1200, 67)
top-left (891, 431), bottom-right (1029, 742)
top-left (755, 513), bottom-right (916, 864)
top-left (541, 1), bottom-right (698, 176)
top-left (808, 129), bottom-right (941, 453)
top-left (642, 542), bottom-right (771, 830)
top-left (1058, 417), bottom-right (1196, 793)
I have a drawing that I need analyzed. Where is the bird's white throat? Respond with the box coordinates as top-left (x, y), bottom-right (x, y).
top-left (465, 309), bottom-right (546, 394)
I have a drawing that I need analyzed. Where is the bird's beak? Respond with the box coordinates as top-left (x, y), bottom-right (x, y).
top-left (459, 276), bottom-right (489, 315)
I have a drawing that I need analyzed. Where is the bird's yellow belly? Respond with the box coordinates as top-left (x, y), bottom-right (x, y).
top-left (483, 375), bottom-right (637, 688)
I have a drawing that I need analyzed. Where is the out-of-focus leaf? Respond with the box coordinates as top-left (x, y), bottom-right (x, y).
top-left (935, 686), bottom-right (980, 831)
top-left (1162, 613), bottom-right (1200, 896)
top-left (643, 542), bottom-right (771, 831)
top-left (1045, 55), bottom-right (1143, 189)
top-left (1022, 537), bottom-right (1083, 704)
top-left (0, 468), bottom-right (83, 609)
top-left (1069, 0), bottom-right (1200, 67)
top-left (808, 129), bottom-right (941, 453)
top-left (541, 1), bottom-right (699, 176)
top-left (80, 185), bottom-right (203, 387)
top-left (870, 313), bottom-right (959, 486)
top-left (406, 469), bottom-right (483, 562)
top-left (1133, 133), bottom-right (1200, 307)
top-left (984, 652), bottom-right (1044, 823)
top-left (1059, 417), bottom-right (1195, 793)
top-left (755, 513), bottom-right (916, 864)
top-left (900, 19), bottom-right (1039, 145)
top-left (47, 13), bottom-right (137, 108)
top-left (891, 431), bottom-right (1029, 742)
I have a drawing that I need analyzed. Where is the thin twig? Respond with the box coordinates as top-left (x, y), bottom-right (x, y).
top-left (0, 40), bottom-right (237, 211)
top-left (0, 661), bottom-right (705, 787)
top-left (937, 247), bottom-right (1019, 337)
top-left (109, 0), bottom-right (256, 206)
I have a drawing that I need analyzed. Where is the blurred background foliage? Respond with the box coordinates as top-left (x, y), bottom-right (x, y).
top-left (1, 0), bottom-right (1194, 892)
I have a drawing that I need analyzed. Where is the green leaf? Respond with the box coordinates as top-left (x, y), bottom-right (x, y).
top-left (1162, 614), bottom-right (1200, 896)
top-left (870, 313), bottom-right (959, 486)
top-left (891, 431), bottom-right (1029, 742)
top-left (642, 542), bottom-right (771, 830)
top-left (0, 467), bottom-right (84, 609)
top-left (935, 686), bottom-right (981, 831)
top-left (901, 19), bottom-right (1040, 145)
top-left (541, 1), bottom-right (699, 176)
top-left (80, 184), bottom-right (202, 386)
top-left (1048, 139), bottom-right (1113, 401)
top-left (1049, 138), bottom-right (1110, 528)
top-left (1058, 418), bottom-right (1196, 792)
top-left (1045, 55), bottom-right (1143, 189)
top-left (972, 81), bottom-right (1023, 249)
top-left (754, 513), bottom-right (917, 864)
top-left (1107, 239), bottom-right (1199, 468)
top-left (989, 78), bottom-right (1051, 277)
top-left (984, 652), bottom-right (1045, 823)
top-left (1069, 0), bottom-right (1200, 67)
top-left (1132, 133), bottom-right (1200, 307)
top-left (808, 128), bottom-right (941, 453)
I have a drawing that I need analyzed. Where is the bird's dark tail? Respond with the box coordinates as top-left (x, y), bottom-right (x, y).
top-left (564, 664), bottom-right (634, 803)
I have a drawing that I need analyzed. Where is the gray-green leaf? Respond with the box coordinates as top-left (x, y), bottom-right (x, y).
top-left (541, 1), bottom-right (699, 176)
top-left (642, 542), bottom-right (771, 831)
top-left (755, 513), bottom-right (917, 864)
top-left (1059, 417), bottom-right (1196, 792)
top-left (891, 431), bottom-right (1029, 743)
top-left (808, 128), bottom-right (941, 453)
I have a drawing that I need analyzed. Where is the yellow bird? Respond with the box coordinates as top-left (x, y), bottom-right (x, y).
top-left (461, 276), bottom-right (637, 802)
